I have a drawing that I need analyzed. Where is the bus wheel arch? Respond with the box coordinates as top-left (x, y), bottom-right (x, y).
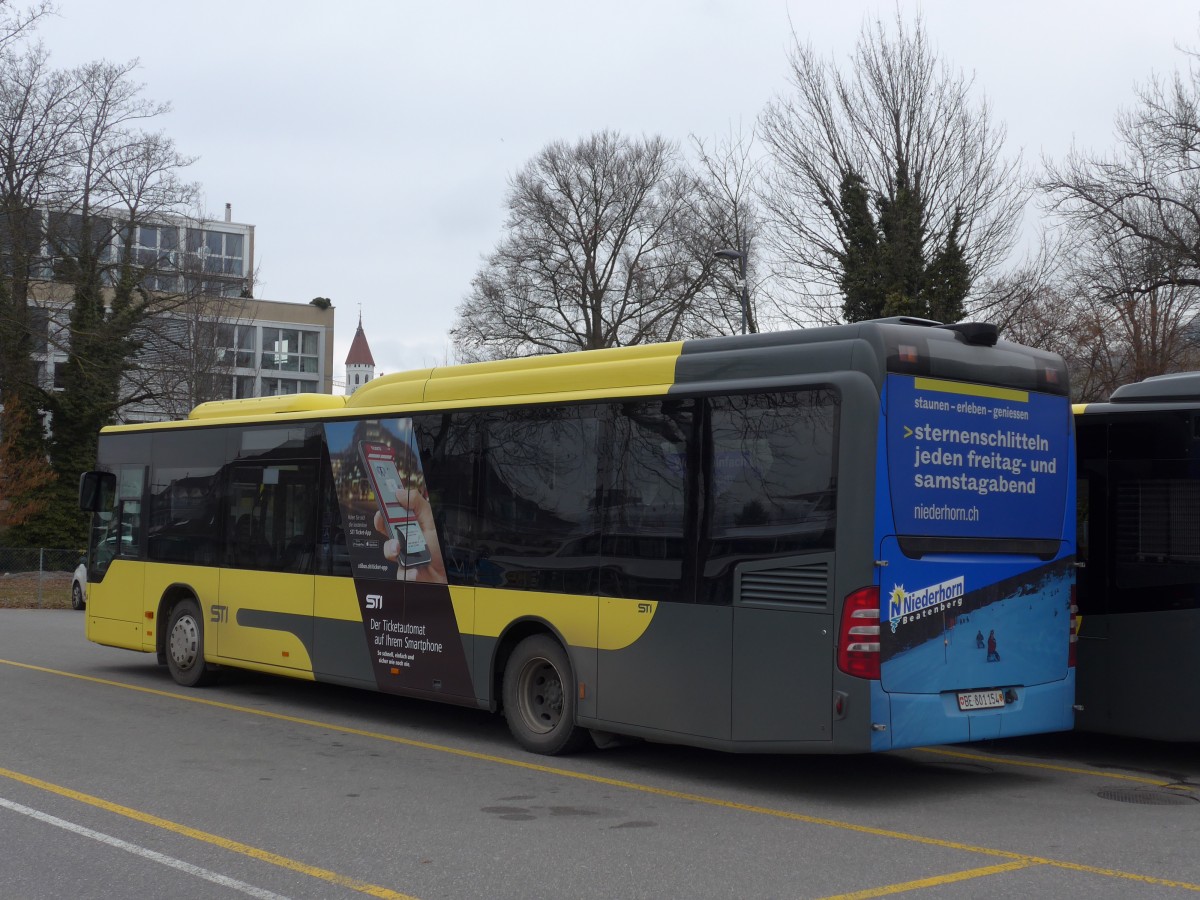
top-left (496, 625), bottom-right (588, 755)
top-left (158, 587), bottom-right (217, 687)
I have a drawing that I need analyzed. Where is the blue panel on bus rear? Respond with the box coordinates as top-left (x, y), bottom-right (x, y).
top-left (879, 671), bottom-right (1076, 750)
top-left (877, 540), bottom-right (1073, 693)
top-left (884, 374), bottom-right (1071, 542)
top-left (873, 374), bottom-right (1076, 738)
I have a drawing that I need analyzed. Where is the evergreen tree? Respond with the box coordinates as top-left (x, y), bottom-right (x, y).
top-left (839, 157), bottom-right (970, 323)
top-left (924, 211), bottom-right (970, 324)
top-left (838, 171), bottom-right (883, 322)
top-left (34, 222), bottom-right (147, 547)
top-left (877, 160), bottom-right (928, 318)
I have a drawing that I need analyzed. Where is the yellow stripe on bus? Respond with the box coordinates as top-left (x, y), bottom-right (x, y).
top-left (914, 377), bottom-right (1028, 403)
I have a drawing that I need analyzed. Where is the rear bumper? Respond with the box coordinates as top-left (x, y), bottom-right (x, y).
top-left (871, 670), bottom-right (1075, 751)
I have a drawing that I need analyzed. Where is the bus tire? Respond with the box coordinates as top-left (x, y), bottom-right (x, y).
top-left (502, 634), bottom-right (588, 755)
top-left (166, 598), bottom-right (216, 687)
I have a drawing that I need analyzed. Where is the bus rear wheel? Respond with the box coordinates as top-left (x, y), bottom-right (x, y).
top-left (503, 635), bottom-right (588, 755)
top-left (166, 599), bottom-right (216, 687)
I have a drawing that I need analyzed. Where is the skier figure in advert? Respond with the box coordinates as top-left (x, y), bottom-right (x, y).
top-left (975, 630), bottom-right (984, 649)
top-left (986, 630), bottom-right (1000, 662)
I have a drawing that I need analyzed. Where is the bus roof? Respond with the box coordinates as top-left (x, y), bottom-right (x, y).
top-left (104, 319), bottom-right (1066, 433)
top-left (1109, 371), bottom-right (1200, 403)
top-left (1075, 371), bottom-right (1200, 416)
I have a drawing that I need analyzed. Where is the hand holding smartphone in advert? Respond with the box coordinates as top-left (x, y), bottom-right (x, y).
top-left (359, 441), bottom-right (433, 569)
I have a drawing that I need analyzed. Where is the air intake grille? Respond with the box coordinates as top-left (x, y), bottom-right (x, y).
top-left (738, 561), bottom-right (829, 608)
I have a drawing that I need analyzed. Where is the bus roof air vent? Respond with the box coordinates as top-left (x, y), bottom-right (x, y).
top-left (937, 322), bottom-right (998, 347)
top-left (873, 316), bottom-right (943, 327)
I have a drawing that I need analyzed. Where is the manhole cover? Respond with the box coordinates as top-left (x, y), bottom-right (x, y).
top-left (1097, 788), bottom-right (1196, 806)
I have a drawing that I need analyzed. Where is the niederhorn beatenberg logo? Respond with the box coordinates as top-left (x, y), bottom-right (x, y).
top-left (888, 576), bottom-right (965, 633)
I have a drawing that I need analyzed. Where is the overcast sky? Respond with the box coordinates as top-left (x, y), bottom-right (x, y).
top-left (35, 1), bottom-right (1200, 383)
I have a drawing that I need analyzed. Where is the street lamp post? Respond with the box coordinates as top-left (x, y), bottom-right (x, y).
top-left (713, 247), bottom-right (750, 335)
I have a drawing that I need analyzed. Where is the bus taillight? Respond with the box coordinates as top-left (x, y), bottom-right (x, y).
top-left (838, 586), bottom-right (881, 680)
top-left (1068, 585), bottom-right (1079, 668)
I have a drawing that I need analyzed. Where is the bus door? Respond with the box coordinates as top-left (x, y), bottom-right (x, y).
top-left (216, 462), bottom-right (317, 672)
top-left (731, 552), bottom-right (835, 742)
top-left (720, 393), bottom-right (839, 743)
top-left (87, 465), bottom-right (147, 648)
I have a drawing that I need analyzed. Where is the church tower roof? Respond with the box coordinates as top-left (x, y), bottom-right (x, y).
top-left (345, 314), bottom-right (375, 366)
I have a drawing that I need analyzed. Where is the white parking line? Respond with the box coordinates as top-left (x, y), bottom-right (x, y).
top-left (0, 796), bottom-right (293, 900)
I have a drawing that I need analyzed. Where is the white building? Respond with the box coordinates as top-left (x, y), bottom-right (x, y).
top-left (26, 207), bottom-right (337, 423)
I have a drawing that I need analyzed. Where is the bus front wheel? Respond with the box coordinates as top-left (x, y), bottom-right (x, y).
top-left (502, 635), bottom-right (588, 755)
top-left (166, 599), bottom-right (216, 687)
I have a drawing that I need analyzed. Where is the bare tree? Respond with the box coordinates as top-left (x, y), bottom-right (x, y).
top-left (452, 131), bottom-right (722, 360)
top-left (758, 10), bottom-right (1027, 324)
top-left (1041, 41), bottom-right (1200, 398)
top-left (688, 126), bottom-right (767, 335)
top-left (0, 43), bottom-right (81, 402)
top-left (1057, 211), bottom-right (1200, 401)
top-left (0, 52), bottom-right (198, 545)
top-left (0, 0), bottom-right (51, 51)
top-left (1044, 50), bottom-right (1200, 289)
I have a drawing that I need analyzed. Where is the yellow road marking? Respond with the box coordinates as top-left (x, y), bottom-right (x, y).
top-left (0, 765), bottom-right (415, 900)
top-left (815, 860), bottom-right (1038, 899)
top-left (915, 746), bottom-right (1194, 791)
top-left (0, 765), bottom-right (413, 899)
top-left (5, 658), bottom-right (1200, 893)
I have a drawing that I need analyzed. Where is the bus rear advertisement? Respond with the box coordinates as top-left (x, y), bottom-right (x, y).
top-left (79, 318), bottom-right (1077, 755)
top-left (877, 373), bottom-right (1075, 747)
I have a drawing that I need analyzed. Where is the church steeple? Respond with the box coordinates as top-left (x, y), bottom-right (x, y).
top-left (344, 312), bottom-right (376, 395)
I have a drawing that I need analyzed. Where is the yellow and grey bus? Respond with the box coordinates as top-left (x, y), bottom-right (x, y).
top-left (79, 318), bottom-right (1077, 754)
top-left (1075, 373), bottom-right (1200, 741)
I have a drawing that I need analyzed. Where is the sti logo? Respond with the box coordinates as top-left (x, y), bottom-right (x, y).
top-left (365, 593), bottom-right (383, 610)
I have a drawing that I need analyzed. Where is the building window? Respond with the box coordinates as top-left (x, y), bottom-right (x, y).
top-left (132, 224), bottom-right (180, 291)
top-left (184, 228), bottom-right (246, 297)
top-left (186, 228), bottom-right (244, 276)
top-left (262, 377), bottom-right (317, 396)
top-left (261, 327), bottom-right (319, 374)
top-left (27, 305), bottom-right (49, 350)
top-left (235, 375), bottom-right (257, 398)
top-left (215, 323), bottom-right (257, 369)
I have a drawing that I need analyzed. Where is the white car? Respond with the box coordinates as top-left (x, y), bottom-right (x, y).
top-left (71, 558), bottom-right (86, 611)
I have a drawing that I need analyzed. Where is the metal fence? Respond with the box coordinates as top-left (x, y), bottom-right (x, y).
top-left (0, 548), bottom-right (81, 609)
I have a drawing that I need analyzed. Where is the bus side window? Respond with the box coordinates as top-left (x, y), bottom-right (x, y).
top-left (478, 405), bottom-right (601, 592)
top-left (414, 413), bottom-right (478, 586)
top-left (600, 400), bottom-right (694, 603)
top-left (700, 391), bottom-right (838, 604)
top-left (1076, 477), bottom-right (1088, 564)
top-left (317, 466), bottom-right (351, 577)
top-left (113, 466), bottom-right (145, 560)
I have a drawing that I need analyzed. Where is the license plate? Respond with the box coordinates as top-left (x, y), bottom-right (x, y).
top-left (957, 689), bottom-right (1005, 711)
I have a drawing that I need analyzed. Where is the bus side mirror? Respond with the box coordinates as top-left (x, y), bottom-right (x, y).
top-left (78, 471), bottom-right (115, 512)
